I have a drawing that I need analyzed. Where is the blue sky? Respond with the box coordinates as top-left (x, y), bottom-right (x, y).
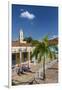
top-left (12, 4), bottom-right (58, 41)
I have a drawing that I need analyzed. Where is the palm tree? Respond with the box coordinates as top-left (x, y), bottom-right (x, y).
top-left (32, 35), bottom-right (57, 80)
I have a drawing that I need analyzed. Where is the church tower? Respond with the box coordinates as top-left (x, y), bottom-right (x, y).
top-left (19, 29), bottom-right (24, 43)
top-left (19, 29), bottom-right (26, 43)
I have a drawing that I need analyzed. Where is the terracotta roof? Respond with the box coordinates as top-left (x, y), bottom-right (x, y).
top-left (12, 37), bottom-right (58, 47)
top-left (49, 37), bottom-right (58, 45)
top-left (12, 40), bottom-right (32, 47)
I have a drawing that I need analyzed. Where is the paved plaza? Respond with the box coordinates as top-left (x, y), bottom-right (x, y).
top-left (12, 60), bottom-right (58, 85)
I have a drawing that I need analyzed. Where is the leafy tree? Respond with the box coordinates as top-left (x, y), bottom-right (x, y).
top-left (32, 35), bottom-right (57, 80)
top-left (24, 37), bottom-right (32, 43)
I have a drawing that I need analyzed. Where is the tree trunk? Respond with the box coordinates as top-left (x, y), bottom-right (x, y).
top-left (43, 56), bottom-right (46, 80)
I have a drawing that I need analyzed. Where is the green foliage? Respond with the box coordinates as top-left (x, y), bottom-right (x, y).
top-left (31, 40), bottom-right (40, 46)
top-left (31, 35), bottom-right (58, 80)
top-left (24, 37), bottom-right (32, 43)
top-left (32, 35), bottom-right (57, 62)
top-left (24, 36), bottom-right (40, 46)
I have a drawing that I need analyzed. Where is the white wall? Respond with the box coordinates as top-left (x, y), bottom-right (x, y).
top-left (12, 46), bottom-right (34, 53)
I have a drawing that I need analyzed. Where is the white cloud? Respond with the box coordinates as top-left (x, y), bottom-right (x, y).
top-left (52, 35), bottom-right (58, 38)
top-left (20, 11), bottom-right (35, 20)
top-left (50, 35), bottom-right (58, 40)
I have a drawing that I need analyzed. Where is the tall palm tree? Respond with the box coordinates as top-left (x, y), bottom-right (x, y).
top-left (32, 35), bottom-right (57, 80)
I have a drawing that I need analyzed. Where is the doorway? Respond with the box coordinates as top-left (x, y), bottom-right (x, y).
top-left (12, 53), bottom-right (16, 66)
top-left (22, 52), bottom-right (28, 62)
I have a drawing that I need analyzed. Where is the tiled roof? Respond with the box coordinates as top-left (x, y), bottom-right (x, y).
top-left (12, 40), bottom-right (32, 47)
top-left (12, 37), bottom-right (58, 47)
top-left (49, 37), bottom-right (58, 45)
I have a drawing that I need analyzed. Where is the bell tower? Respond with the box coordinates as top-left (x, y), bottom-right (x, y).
top-left (19, 29), bottom-right (24, 43)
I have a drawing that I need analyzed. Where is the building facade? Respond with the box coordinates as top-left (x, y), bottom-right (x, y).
top-left (12, 30), bottom-right (58, 67)
top-left (12, 30), bottom-right (35, 67)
